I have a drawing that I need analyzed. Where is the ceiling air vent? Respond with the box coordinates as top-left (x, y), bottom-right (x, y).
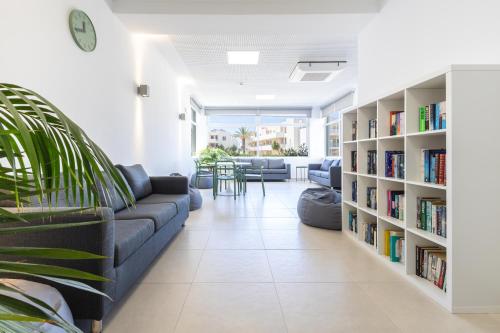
top-left (289, 61), bottom-right (347, 83)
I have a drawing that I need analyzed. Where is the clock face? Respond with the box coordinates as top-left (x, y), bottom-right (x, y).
top-left (69, 9), bottom-right (96, 52)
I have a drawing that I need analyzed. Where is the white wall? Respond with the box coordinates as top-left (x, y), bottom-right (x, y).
top-left (358, 0), bottom-right (500, 103)
top-left (0, 0), bottom-right (192, 176)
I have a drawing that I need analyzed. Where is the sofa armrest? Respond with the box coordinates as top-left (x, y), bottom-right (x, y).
top-left (285, 164), bottom-right (291, 178)
top-left (329, 166), bottom-right (342, 189)
top-left (0, 207), bottom-right (115, 321)
top-left (150, 176), bottom-right (189, 195)
top-left (308, 163), bottom-right (322, 171)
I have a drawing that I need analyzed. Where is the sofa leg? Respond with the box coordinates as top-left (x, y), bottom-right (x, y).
top-left (91, 320), bottom-right (103, 333)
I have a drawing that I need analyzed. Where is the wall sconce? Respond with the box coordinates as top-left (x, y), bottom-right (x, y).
top-left (178, 112), bottom-right (186, 121)
top-left (137, 84), bottom-right (150, 97)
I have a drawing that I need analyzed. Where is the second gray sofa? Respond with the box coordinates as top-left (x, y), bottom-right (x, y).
top-left (235, 158), bottom-right (291, 180)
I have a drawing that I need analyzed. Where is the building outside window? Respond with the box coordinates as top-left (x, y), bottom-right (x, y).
top-left (206, 114), bottom-right (309, 157)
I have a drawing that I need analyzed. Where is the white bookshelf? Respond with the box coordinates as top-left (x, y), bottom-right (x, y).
top-left (341, 65), bottom-right (500, 313)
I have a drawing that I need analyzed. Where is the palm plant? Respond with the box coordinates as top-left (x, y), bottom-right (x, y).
top-left (233, 127), bottom-right (252, 154)
top-left (0, 83), bottom-right (134, 332)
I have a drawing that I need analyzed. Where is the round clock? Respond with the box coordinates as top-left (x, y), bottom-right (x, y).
top-left (69, 9), bottom-right (97, 52)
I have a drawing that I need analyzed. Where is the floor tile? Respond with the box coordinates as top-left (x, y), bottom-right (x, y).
top-left (170, 230), bottom-right (211, 250)
top-left (175, 283), bottom-right (287, 333)
top-left (105, 283), bottom-right (190, 333)
top-left (206, 230), bottom-right (264, 249)
top-left (276, 283), bottom-right (402, 333)
top-left (195, 250), bottom-right (273, 282)
top-left (267, 250), bottom-right (351, 282)
top-left (142, 250), bottom-right (203, 283)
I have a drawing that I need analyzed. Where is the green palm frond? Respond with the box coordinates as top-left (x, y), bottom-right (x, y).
top-left (0, 84), bottom-right (135, 332)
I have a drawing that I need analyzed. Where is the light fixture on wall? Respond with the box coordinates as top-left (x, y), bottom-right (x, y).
top-left (137, 84), bottom-right (150, 97)
top-left (179, 112), bottom-right (186, 121)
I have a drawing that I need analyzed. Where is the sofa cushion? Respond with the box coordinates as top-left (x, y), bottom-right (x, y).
top-left (98, 169), bottom-right (135, 212)
top-left (115, 203), bottom-right (177, 231)
top-left (262, 168), bottom-right (288, 174)
top-left (251, 159), bottom-right (269, 169)
top-left (114, 219), bottom-right (155, 266)
top-left (320, 159), bottom-right (334, 171)
top-left (331, 159), bottom-right (341, 167)
top-left (137, 194), bottom-right (190, 213)
top-left (268, 159), bottom-right (285, 169)
top-left (116, 164), bottom-right (152, 200)
top-left (309, 170), bottom-right (328, 178)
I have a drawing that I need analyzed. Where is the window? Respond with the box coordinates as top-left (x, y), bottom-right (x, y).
top-left (190, 98), bottom-right (202, 156)
top-left (326, 121), bottom-right (340, 157)
top-left (207, 114), bottom-right (309, 156)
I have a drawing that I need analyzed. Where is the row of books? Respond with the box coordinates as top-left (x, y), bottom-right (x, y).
top-left (351, 121), bottom-right (357, 141)
top-left (367, 150), bottom-right (377, 175)
top-left (361, 223), bottom-right (377, 247)
top-left (387, 190), bottom-right (405, 220)
top-left (390, 111), bottom-right (404, 136)
top-left (348, 211), bottom-right (358, 233)
top-left (352, 180), bottom-right (357, 202)
top-left (420, 149), bottom-right (446, 185)
top-left (385, 151), bottom-right (405, 179)
top-left (416, 246), bottom-right (447, 291)
top-left (384, 230), bottom-right (405, 263)
top-left (351, 151), bottom-right (357, 172)
top-left (368, 119), bottom-right (377, 138)
top-left (367, 187), bottom-right (377, 210)
top-left (419, 101), bottom-right (446, 132)
top-left (417, 197), bottom-right (447, 238)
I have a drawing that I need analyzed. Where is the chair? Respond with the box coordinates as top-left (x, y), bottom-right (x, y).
top-left (194, 159), bottom-right (213, 188)
top-left (240, 165), bottom-right (266, 196)
top-left (213, 160), bottom-right (239, 200)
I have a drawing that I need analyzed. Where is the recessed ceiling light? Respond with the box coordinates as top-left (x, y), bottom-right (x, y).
top-left (256, 94), bottom-right (275, 100)
top-left (227, 51), bottom-right (260, 65)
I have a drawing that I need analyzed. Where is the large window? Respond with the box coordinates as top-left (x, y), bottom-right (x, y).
top-left (207, 114), bottom-right (309, 156)
top-left (325, 111), bottom-right (340, 157)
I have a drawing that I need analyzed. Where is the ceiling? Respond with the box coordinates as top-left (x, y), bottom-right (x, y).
top-left (112, 0), bottom-right (381, 107)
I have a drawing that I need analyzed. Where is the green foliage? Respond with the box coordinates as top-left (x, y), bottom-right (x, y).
top-left (297, 143), bottom-right (309, 156)
top-left (199, 147), bottom-right (230, 163)
top-left (282, 148), bottom-right (298, 156)
top-left (233, 127), bottom-right (252, 154)
top-left (271, 141), bottom-right (280, 151)
top-left (0, 83), bottom-right (135, 332)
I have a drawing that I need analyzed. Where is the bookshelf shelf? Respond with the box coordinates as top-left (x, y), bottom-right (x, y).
top-left (358, 206), bottom-right (378, 217)
top-left (379, 215), bottom-right (405, 229)
top-left (406, 129), bottom-right (446, 137)
top-left (358, 137), bottom-right (377, 142)
top-left (407, 227), bottom-right (448, 248)
top-left (378, 134), bottom-right (404, 140)
top-left (342, 65), bottom-right (500, 313)
top-left (378, 176), bottom-right (405, 183)
top-left (358, 173), bottom-right (377, 179)
top-left (406, 180), bottom-right (446, 190)
top-left (343, 200), bottom-right (358, 208)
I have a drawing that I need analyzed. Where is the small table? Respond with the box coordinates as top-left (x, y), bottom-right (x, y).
top-left (296, 166), bottom-right (308, 181)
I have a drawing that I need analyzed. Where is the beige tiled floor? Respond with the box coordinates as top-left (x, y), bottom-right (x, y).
top-left (105, 181), bottom-right (500, 333)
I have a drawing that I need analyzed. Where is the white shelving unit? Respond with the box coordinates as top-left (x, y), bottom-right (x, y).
top-left (341, 65), bottom-right (500, 313)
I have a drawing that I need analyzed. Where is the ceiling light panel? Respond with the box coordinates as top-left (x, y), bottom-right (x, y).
top-left (227, 51), bottom-right (260, 65)
top-left (256, 94), bottom-right (275, 100)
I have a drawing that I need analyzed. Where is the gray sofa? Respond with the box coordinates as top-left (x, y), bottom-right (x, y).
top-left (235, 158), bottom-right (291, 180)
top-left (0, 164), bottom-right (189, 332)
top-left (308, 159), bottom-right (342, 189)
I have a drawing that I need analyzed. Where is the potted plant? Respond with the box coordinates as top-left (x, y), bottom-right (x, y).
top-left (0, 84), bottom-right (134, 332)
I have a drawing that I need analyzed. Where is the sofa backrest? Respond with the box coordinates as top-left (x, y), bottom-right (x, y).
top-left (268, 158), bottom-right (285, 169)
top-left (320, 159), bottom-right (334, 171)
top-left (251, 158), bottom-right (269, 169)
top-left (115, 164), bottom-right (152, 200)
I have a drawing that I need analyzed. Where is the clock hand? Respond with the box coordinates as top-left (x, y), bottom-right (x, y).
top-left (82, 21), bottom-right (86, 33)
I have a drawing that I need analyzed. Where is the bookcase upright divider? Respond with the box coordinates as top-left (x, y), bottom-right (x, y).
top-left (341, 65), bottom-right (500, 313)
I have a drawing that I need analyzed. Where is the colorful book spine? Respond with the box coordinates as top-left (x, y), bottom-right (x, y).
top-left (418, 101), bottom-right (447, 132)
top-left (416, 197), bottom-right (447, 238)
top-left (366, 187), bottom-right (377, 210)
top-left (415, 246), bottom-right (446, 290)
top-left (389, 111), bottom-right (404, 136)
top-left (420, 149), bottom-right (446, 185)
top-left (386, 190), bottom-right (404, 220)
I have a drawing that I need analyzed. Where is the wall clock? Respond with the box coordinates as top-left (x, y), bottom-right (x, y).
top-left (69, 9), bottom-right (97, 52)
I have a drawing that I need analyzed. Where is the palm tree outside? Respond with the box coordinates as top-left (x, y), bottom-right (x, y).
top-left (234, 127), bottom-right (252, 154)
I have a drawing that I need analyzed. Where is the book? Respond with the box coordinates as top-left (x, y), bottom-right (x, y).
top-left (351, 180), bottom-right (357, 202)
top-left (348, 211), bottom-right (358, 233)
top-left (352, 121), bottom-right (357, 140)
top-left (420, 149), bottom-right (446, 184)
top-left (368, 119), bottom-right (377, 138)
top-left (416, 197), bottom-right (447, 237)
top-left (389, 111), bottom-right (404, 136)
top-left (367, 150), bottom-right (377, 175)
top-left (387, 190), bottom-right (404, 220)
top-left (418, 101), bottom-right (447, 132)
top-left (385, 151), bottom-right (405, 179)
top-left (366, 187), bottom-right (377, 209)
top-left (389, 231), bottom-right (404, 262)
top-left (351, 151), bottom-right (357, 172)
